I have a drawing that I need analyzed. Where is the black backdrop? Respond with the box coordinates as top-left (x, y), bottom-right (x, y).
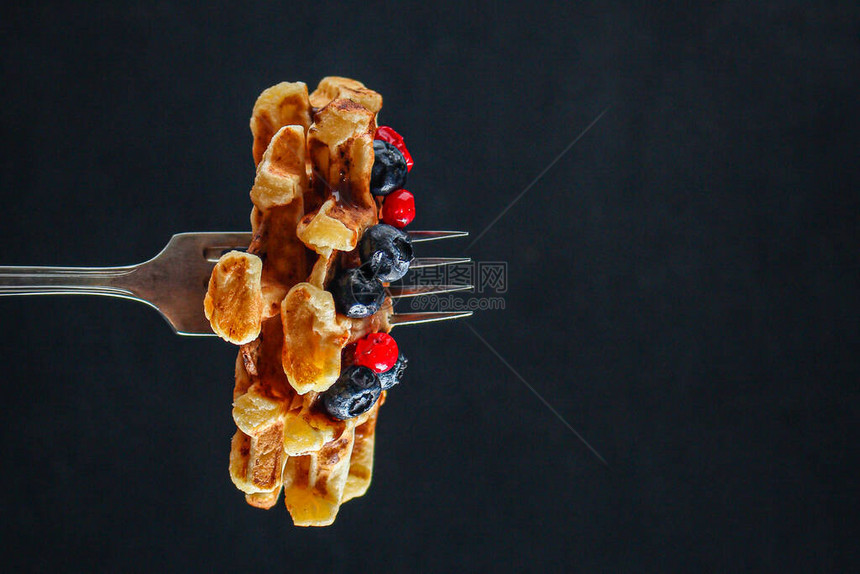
top-left (1, 1), bottom-right (857, 572)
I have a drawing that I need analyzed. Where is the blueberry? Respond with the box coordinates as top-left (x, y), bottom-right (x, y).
top-left (378, 353), bottom-right (408, 390)
top-left (330, 267), bottom-right (385, 318)
top-left (359, 224), bottom-right (414, 282)
top-left (323, 365), bottom-right (382, 420)
top-left (371, 140), bottom-right (408, 196)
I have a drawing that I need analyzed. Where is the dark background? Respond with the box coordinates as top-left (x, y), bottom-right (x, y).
top-left (1, 1), bottom-right (857, 571)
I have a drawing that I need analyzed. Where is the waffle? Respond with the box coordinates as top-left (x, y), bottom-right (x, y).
top-left (206, 77), bottom-right (393, 525)
top-left (204, 251), bottom-right (263, 344)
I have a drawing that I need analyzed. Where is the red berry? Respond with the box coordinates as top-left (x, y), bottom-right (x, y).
top-left (375, 126), bottom-right (413, 172)
top-left (381, 189), bottom-right (415, 228)
top-left (353, 332), bottom-right (399, 373)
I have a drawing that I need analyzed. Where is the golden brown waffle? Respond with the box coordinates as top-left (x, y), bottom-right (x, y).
top-left (204, 251), bottom-right (263, 344)
top-left (208, 77), bottom-right (393, 526)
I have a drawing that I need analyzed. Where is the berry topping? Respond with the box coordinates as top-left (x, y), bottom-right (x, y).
top-left (375, 126), bottom-right (413, 172)
top-left (322, 365), bottom-right (382, 420)
top-left (330, 267), bottom-right (385, 318)
top-left (378, 353), bottom-right (408, 390)
top-left (359, 224), bottom-right (415, 282)
top-left (381, 189), bottom-right (416, 228)
top-left (371, 140), bottom-right (408, 196)
top-left (354, 332), bottom-right (399, 373)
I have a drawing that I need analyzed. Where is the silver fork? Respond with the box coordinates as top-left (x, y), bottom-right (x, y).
top-left (0, 231), bottom-right (473, 336)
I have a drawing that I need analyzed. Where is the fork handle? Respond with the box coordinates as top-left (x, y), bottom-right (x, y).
top-left (0, 265), bottom-right (139, 298)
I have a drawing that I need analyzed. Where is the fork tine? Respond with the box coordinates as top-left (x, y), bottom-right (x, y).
top-left (195, 231), bottom-right (473, 272)
top-left (198, 231), bottom-right (466, 262)
top-left (407, 230), bottom-right (468, 243)
top-left (387, 284), bottom-right (473, 299)
top-left (409, 257), bottom-right (471, 269)
top-left (185, 232), bottom-right (253, 262)
top-left (389, 311), bottom-right (473, 326)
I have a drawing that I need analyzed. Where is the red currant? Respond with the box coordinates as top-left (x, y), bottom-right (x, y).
top-left (381, 189), bottom-right (415, 228)
top-left (375, 126), bottom-right (413, 172)
top-left (353, 332), bottom-right (399, 373)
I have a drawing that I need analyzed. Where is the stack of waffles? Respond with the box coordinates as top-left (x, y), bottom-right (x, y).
top-left (203, 77), bottom-right (393, 526)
